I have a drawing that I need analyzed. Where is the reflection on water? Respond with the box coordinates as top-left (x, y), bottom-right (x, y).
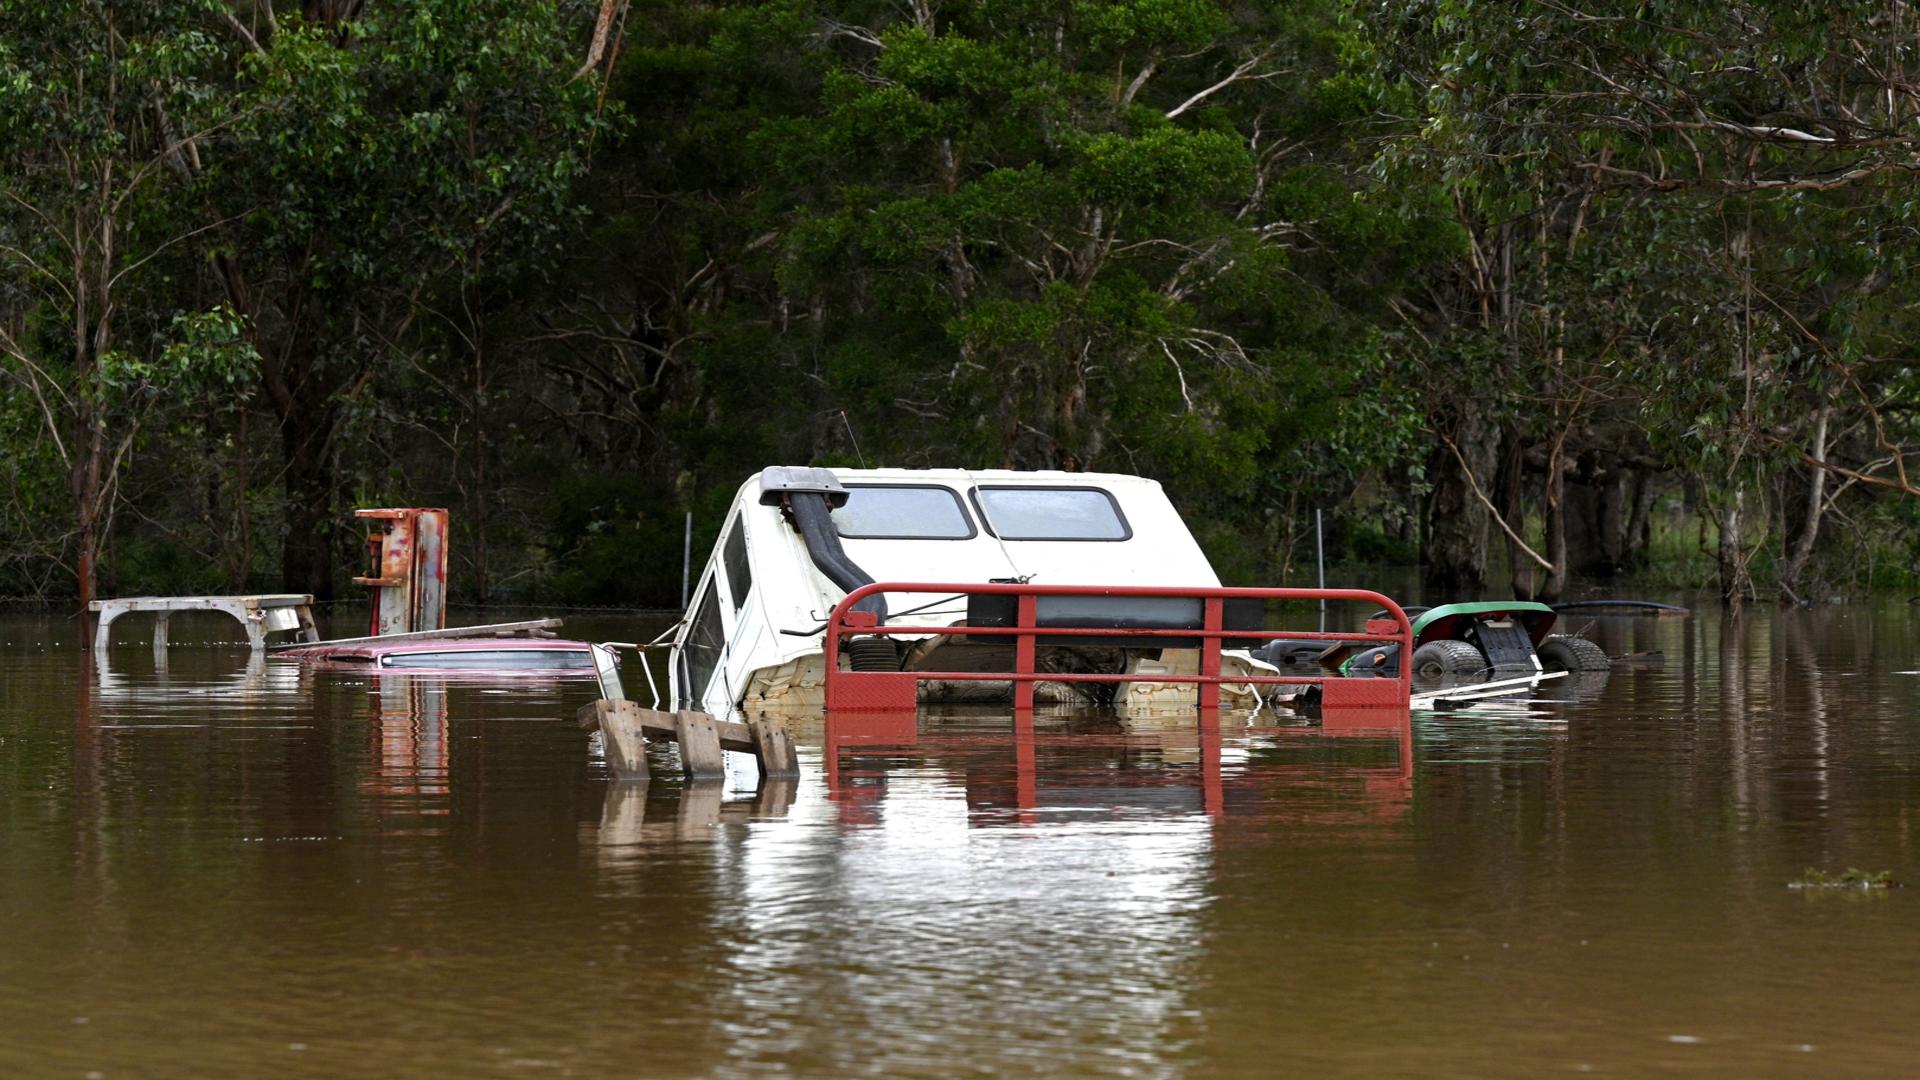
top-left (3, 604), bottom-right (1920, 1076)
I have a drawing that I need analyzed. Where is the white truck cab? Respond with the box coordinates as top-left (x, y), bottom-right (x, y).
top-left (670, 467), bottom-right (1270, 717)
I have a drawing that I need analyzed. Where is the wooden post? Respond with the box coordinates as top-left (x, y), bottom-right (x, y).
top-left (749, 719), bottom-right (798, 779)
top-left (674, 709), bottom-right (726, 780)
top-left (598, 700), bottom-right (651, 779)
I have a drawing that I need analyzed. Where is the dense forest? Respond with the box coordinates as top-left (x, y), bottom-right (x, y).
top-left (3, 0), bottom-right (1918, 615)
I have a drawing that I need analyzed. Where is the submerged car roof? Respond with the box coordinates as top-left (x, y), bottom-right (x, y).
top-left (275, 637), bottom-right (599, 674)
top-left (279, 638), bottom-right (592, 658)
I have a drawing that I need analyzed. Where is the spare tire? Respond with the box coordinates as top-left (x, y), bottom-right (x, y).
top-left (1537, 635), bottom-right (1610, 673)
top-left (1411, 639), bottom-right (1485, 677)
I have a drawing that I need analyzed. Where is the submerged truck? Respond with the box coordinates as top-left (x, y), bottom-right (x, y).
top-left (669, 466), bottom-right (1288, 717)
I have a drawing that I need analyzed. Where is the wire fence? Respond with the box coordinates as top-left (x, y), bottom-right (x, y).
top-left (0, 594), bottom-right (683, 615)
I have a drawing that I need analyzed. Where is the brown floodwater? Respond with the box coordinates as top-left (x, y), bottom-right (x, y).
top-left (2, 600), bottom-right (1918, 1077)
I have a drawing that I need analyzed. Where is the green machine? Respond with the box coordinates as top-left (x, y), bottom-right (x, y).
top-left (1254, 601), bottom-right (1611, 679)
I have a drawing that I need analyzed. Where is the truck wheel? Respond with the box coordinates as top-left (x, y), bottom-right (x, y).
top-left (1411, 639), bottom-right (1485, 677)
top-left (1538, 635), bottom-right (1610, 673)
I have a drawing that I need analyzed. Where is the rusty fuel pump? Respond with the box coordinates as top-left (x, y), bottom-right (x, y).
top-left (353, 508), bottom-right (449, 637)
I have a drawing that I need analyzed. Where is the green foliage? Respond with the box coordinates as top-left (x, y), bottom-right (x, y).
top-left (4, 0), bottom-right (1920, 607)
top-left (1071, 128), bottom-right (1252, 205)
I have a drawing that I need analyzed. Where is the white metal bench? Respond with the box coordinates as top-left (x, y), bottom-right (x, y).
top-left (88, 594), bottom-right (321, 653)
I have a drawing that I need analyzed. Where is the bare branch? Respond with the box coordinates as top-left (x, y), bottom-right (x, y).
top-left (1157, 339), bottom-right (1196, 412)
top-left (1119, 60), bottom-right (1157, 107)
top-left (0, 331), bottom-right (73, 465)
top-left (1165, 52), bottom-right (1279, 120)
top-left (107, 208), bottom-right (254, 292)
top-left (1437, 430), bottom-right (1555, 571)
top-left (1576, 157), bottom-right (1920, 192)
top-left (222, 11), bottom-right (266, 56)
top-left (573, 0), bottom-right (629, 82)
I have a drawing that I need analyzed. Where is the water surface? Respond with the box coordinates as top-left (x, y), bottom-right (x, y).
top-left (2, 602), bottom-right (1917, 1077)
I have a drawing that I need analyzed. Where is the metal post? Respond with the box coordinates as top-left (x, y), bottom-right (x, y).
top-left (1315, 508), bottom-right (1327, 632)
top-left (681, 511), bottom-right (693, 610)
top-left (1013, 594), bottom-right (1037, 713)
top-left (1198, 596), bottom-right (1223, 712)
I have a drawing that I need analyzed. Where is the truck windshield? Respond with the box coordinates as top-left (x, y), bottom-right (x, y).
top-left (833, 485), bottom-right (975, 539)
top-left (381, 649), bottom-right (594, 670)
top-left (973, 486), bottom-right (1130, 540)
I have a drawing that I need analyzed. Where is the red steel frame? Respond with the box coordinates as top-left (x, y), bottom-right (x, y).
top-left (822, 582), bottom-right (1413, 712)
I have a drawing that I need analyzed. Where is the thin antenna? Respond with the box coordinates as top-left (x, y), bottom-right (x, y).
top-left (840, 409), bottom-right (867, 468)
top-left (681, 511), bottom-right (693, 610)
top-left (1315, 508), bottom-right (1326, 633)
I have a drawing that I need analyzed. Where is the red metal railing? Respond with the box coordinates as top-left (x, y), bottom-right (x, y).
top-left (822, 582), bottom-right (1413, 712)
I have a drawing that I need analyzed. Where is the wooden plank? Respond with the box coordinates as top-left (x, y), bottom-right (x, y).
top-left (580, 699), bottom-right (756, 752)
top-left (269, 618), bottom-right (563, 651)
top-left (674, 710), bottom-right (726, 780)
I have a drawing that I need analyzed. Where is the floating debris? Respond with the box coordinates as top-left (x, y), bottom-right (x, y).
top-left (1787, 867), bottom-right (1901, 889)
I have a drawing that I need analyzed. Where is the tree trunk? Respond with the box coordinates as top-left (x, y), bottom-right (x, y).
top-left (1495, 426), bottom-right (1532, 599)
top-left (1780, 405), bottom-right (1829, 603)
top-left (1540, 446), bottom-right (1568, 603)
top-left (1054, 346), bottom-right (1087, 470)
top-left (470, 331), bottom-right (492, 605)
top-left (230, 408), bottom-right (255, 590)
top-left (1563, 452), bottom-right (1628, 578)
top-left (1716, 485), bottom-right (1753, 613)
top-left (1624, 468), bottom-right (1657, 568)
top-left (278, 392), bottom-right (338, 601)
top-left (1425, 406), bottom-right (1495, 592)
top-left (72, 422), bottom-right (101, 647)
top-left (71, 231), bottom-right (110, 648)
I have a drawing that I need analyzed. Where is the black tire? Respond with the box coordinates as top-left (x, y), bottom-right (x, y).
top-left (1537, 635), bottom-right (1610, 673)
top-left (846, 637), bottom-right (901, 671)
top-left (1411, 639), bottom-right (1485, 677)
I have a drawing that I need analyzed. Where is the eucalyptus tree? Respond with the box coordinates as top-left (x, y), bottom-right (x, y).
top-left (0, 1), bottom-right (258, 614)
top-left (549, 0), bottom-right (1436, 585)
top-left (195, 0), bottom-right (605, 598)
top-left (1363, 0), bottom-right (1920, 604)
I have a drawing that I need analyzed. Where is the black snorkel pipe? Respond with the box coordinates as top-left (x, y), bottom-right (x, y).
top-left (759, 466), bottom-right (888, 619)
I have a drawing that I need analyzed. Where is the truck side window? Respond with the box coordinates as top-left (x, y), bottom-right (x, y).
top-left (723, 523), bottom-right (752, 609)
top-left (679, 584), bottom-right (725, 706)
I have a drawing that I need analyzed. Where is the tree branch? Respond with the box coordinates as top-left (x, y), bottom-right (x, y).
top-left (1165, 53), bottom-right (1278, 120)
top-left (1576, 157), bottom-right (1920, 192)
top-left (1436, 430), bottom-right (1555, 571)
top-left (573, 0), bottom-right (629, 81)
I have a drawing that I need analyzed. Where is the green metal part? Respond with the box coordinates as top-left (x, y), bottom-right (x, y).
top-left (1412, 601), bottom-right (1557, 647)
